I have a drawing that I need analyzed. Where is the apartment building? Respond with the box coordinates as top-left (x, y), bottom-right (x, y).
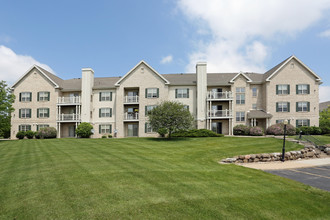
top-left (10, 55), bottom-right (322, 138)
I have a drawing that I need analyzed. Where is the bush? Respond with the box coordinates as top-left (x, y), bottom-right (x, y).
top-left (297, 126), bottom-right (322, 135)
top-left (25, 130), bottom-right (35, 139)
top-left (157, 128), bottom-right (168, 138)
top-left (36, 127), bottom-right (57, 139)
top-left (171, 129), bottom-right (223, 137)
top-left (76, 122), bottom-right (93, 138)
top-left (108, 134), bottom-right (112, 138)
top-left (249, 126), bottom-right (264, 136)
top-left (16, 131), bottom-right (25, 139)
top-left (233, 125), bottom-right (250, 135)
top-left (101, 135), bottom-right (107, 138)
top-left (266, 123), bottom-right (296, 135)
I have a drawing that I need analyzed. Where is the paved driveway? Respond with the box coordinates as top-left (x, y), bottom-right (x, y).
top-left (266, 165), bottom-right (330, 191)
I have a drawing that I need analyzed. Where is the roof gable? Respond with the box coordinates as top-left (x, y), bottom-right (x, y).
top-left (115, 60), bottom-right (170, 86)
top-left (229, 72), bottom-right (252, 83)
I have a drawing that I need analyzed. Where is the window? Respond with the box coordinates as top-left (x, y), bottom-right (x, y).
top-left (296, 102), bottom-right (310, 112)
top-left (145, 105), bottom-right (157, 116)
top-left (276, 102), bottom-right (290, 112)
top-left (276, 85), bottom-right (290, 95)
top-left (146, 88), bottom-right (159, 98)
top-left (19, 109), bottom-right (31, 118)
top-left (276, 119), bottom-right (284, 124)
top-left (99, 108), bottom-right (112, 117)
top-left (236, 87), bottom-right (245, 104)
top-left (37, 124), bottom-right (49, 131)
top-left (252, 87), bottom-right (257, 97)
top-left (252, 104), bottom-right (257, 110)
top-left (99, 92), bottom-right (112, 101)
top-left (236, 112), bottom-right (245, 122)
top-left (38, 92), bottom-right (50, 101)
top-left (184, 105), bottom-right (189, 110)
top-left (99, 124), bottom-right (112, 134)
top-left (37, 108), bottom-right (49, 118)
top-left (175, 88), bottom-right (189, 98)
top-left (296, 119), bottom-right (310, 127)
top-left (20, 92), bottom-right (32, 102)
top-left (296, 84), bottom-right (310, 94)
top-left (145, 123), bottom-right (154, 133)
top-left (19, 124), bottom-right (31, 131)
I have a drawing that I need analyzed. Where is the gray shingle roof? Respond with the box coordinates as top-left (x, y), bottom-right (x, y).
top-left (36, 65), bottom-right (64, 87)
top-left (247, 110), bottom-right (272, 119)
top-left (263, 56), bottom-right (291, 81)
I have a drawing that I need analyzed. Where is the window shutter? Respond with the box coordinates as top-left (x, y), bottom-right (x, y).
top-left (296, 102), bottom-right (298, 112)
top-left (145, 106), bottom-right (148, 115)
top-left (47, 92), bottom-right (50, 101)
top-left (287, 85), bottom-right (290, 94)
top-left (19, 125), bottom-right (21, 131)
top-left (296, 120), bottom-right (299, 127)
top-left (37, 125), bottom-right (39, 131)
top-left (157, 88), bottom-right (159, 98)
top-left (110, 108), bottom-right (112, 117)
top-left (99, 92), bottom-right (102, 101)
top-left (110, 92), bottom-right (112, 101)
top-left (307, 85), bottom-right (310, 94)
top-left (276, 103), bottom-right (279, 112)
top-left (187, 89), bottom-right (189, 98)
top-left (296, 85), bottom-right (298, 94)
top-left (307, 102), bottom-right (310, 112)
top-left (37, 109), bottom-right (39, 118)
top-left (28, 109), bottom-right (31, 118)
top-left (145, 88), bottom-right (148, 98)
top-left (145, 123), bottom-right (147, 133)
top-left (37, 92), bottom-right (40, 101)
top-left (19, 109), bottom-right (21, 118)
top-left (47, 108), bottom-right (50, 117)
top-left (99, 125), bottom-right (101, 134)
top-left (287, 102), bottom-right (290, 112)
top-left (99, 109), bottom-right (101, 118)
top-left (276, 120), bottom-right (279, 124)
top-left (307, 119), bottom-right (310, 127)
top-left (19, 93), bottom-right (22, 101)
top-left (276, 85), bottom-right (279, 95)
top-left (175, 89), bottom-right (178, 98)
top-left (29, 92), bottom-right (32, 101)
top-left (110, 124), bottom-right (112, 133)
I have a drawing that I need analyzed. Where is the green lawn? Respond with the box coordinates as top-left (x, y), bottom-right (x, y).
top-left (0, 137), bottom-right (329, 219)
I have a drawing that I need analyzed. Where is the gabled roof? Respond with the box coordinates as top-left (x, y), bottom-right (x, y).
top-left (229, 71), bottom-right (253, 83)
top-left (115, 60), bottom-right (170, 86)
top-left (265, 55), bottom-right (322, 82)
top-left (11, 65), bottom-right (62, 89)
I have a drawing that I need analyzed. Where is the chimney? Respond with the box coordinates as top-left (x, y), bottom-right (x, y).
top-left (196, 62), bottom-right (207, 129)
top-left (81, 68), bottom-right (94, 122)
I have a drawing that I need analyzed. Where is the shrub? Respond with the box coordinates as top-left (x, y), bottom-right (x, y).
top-left (266, 123), bottom-right (296, 135)
top-left (36, 127), bottom-right (57, 139)
top-left (101, 135), bottom-right (107, 138)
top-left (25, 130), bottom-right (35, 139)
top-left (171, 129), bottom-right (223, 137)
top-left (108, 134), bottom-right (112, 138)
top-left (76, 122), bottom-right (93, 138)
top-left (157, 128), bottom-right (168, 138)
top-left (233, 125), bottom-right (250, 135)
top-left (297, 126), bottom-right (322, 135)
top-left (16, 131), bottom-right (25, 139)
top-left (249, 126), bottom-right (264, 136)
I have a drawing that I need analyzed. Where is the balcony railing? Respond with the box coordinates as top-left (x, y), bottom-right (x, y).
top-left (57, 113), bottom-right (81, 121)
top-left (208, 109), bottom-right (233, 118)
top-left (57, 96), bottom-right (81, 104)
top-left (207, 91), bottom-right (233, 100)
top-left (124, 96), bottom-right (139, 104)
top-left (124, 112), bottom-right (139, 121)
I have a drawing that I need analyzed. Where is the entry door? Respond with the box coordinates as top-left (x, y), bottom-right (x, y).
top-left (211, 122), bottom-right (222, 134)
top-left (69, 125), bottom-right (76, 137)
top-left (127, 124), bottom-right (138, 137)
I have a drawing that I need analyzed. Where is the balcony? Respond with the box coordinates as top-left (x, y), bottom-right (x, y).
top-left (124, 96), bottom-right (139, 104)
top-left (57, 96), bottom-right (81, 105)
top-left (124, 112), bottom-right (139, 121)
top-left (57, 113), bottom-right (81, 122)
top-left (208, 109), bottom-right (233, 119)
top-left (207, 91), bottom-right (233, 100)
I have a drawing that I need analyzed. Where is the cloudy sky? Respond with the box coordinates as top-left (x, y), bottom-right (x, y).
top-left (1, 0), bottom-right (330, 101)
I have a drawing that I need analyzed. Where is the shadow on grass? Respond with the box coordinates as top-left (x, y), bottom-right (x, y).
top-left (145, 137), bottom-right (192, 142)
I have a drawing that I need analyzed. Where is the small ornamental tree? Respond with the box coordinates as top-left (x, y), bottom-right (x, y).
top-left (233, 125), bottom-right (250, 135)
top-left (36, 127), bottom-right (57, 139)
top-left (266, 123), bottom-right (296, 135)
top-left (319, 107), bottom-right (330, 134)
top-left (148, 101), bottom-right (194, 138)
top-left (0, 81), bottom-right (15, 138)
top-left (76, 122), bottom-right (93, 138)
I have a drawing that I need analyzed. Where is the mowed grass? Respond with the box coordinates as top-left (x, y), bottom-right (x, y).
top-left (0, 137), bottom-right (329, 219)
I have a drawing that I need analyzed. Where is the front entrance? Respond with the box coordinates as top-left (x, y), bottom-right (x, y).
top-left (127, 124), bottom-right (138, 137)
top-left (212, 122), bottom-right (222, 134)
top-left (69, 125), bottom-right (76, 137)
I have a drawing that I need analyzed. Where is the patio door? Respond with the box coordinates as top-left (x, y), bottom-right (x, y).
top-left (127, 124), bottom-right (138, 137)
top-left (69, 125), bottom-right (76, 137)
top-left (211, 122), bottom-right (222, 134)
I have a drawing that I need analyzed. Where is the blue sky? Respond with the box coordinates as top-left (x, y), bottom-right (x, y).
top-left (1, 0), bottom-right (330, 101)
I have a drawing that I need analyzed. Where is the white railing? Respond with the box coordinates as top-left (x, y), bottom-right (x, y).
top-left (207, 91), bottom-right (233, 100)
top-left (124, 96), bottom-right (139, 103)
top-left (124, 112), bottom-right (139, 120)
top-left (57, 113), bottom-right (81, 121)
top-left (208, 109), bottom-right (232, 118)
top-left (57, 96), bottom-right (81, 104)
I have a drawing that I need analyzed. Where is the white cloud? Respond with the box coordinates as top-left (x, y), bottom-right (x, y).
top-left (0, 45), bottom-right (54, 86)
top-left (160, 55), bottom-right (173, 64)
top-left (319, 29), bottom-right (330, 38)
top-left (320, 86), bottom-right (330, 102)
top-left (177, 0), bottom-right (330, 72)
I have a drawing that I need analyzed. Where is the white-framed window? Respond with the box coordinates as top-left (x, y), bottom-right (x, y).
top-left (276, 85), bottom-right (289, 95)
top-left (37, 108), bottom-right (49, 118)
top-left (297, 84), bottom-right (309, 94)
top-left (276, 102), bottom-right (289, 112)
top-left (236, 112), bottom-right (245, 122)
top-left (297, 102), bottom-right (309, 112)
top-left (252, 87), bottom-right (257, 97)
top-left (145, 123), bottom-right (154, 133)
top-left (146, 88), bottom-right (159, 98)
top-left (20, 92), bottom-right (32, 102)
top-left (99, 124), bottom-right (112, 134)
top-left (99, 108), bottom-right (112, 117)
top-left (99, 92), bottom-right (112, 101)
top-left (145, 105), bottom-right (157, 115)
top-left (19, 124), bottom-right (31, 131)
top-left (296, 119), bottom-right (310, 127)
top-left (19, 108), bottom-right (31, 118)
top-left (252, 104), bottom-right (257, 110)
top-left (236, 87), bottom-right (245, 104)
top-left (37, 124), bottom-right (49, 131)
top-left (175, 88), bottom-right (189, 98)
top-left (38, 92), bottom-right (50, 101)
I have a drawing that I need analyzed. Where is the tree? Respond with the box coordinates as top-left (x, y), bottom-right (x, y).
top-left (148, 101), bottom-right (194, 138)
top-left (76, 122), bottom-right (93, 138)
top-left (319, 106), bottom-right (330, 134)
top-left (0, 81), bottom-right (15, 138)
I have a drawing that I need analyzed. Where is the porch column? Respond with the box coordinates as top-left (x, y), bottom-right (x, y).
top-left (58, 122), bottom-right (61, 138)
